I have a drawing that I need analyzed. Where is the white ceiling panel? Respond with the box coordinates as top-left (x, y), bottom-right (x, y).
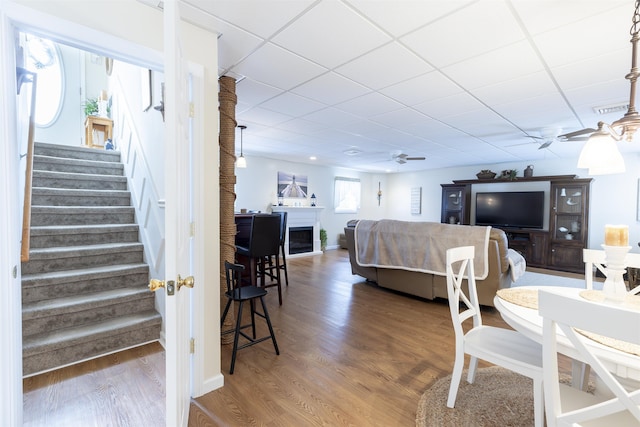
top-left (185, 0), bottom-right (640, 172)
top-left (380, 70), bottom-right (463, 106)
top-left (233, 43), bottom-right (327, 90)
top-left (291, 72), bottom-right (371, 106)
top-left (401, 0), bottom-right (525, 68)
top-left (335, 42), bottom-right (433, 90)
top-left (272, 0), bottom-right (391, 68)
top-left (442, 40), bottom-right (544, 91)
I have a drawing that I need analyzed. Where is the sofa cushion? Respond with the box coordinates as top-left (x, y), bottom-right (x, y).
top-left (489, 228), bottom-right (510, 274)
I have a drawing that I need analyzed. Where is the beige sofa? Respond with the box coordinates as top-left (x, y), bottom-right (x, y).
top-left (344, 222), bottom-right (514, 307)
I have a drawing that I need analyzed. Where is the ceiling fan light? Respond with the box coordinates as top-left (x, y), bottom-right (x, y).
top-left (577, 132), bottom-right (625, 174)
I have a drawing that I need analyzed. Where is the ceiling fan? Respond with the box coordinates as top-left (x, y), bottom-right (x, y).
top-left (556, 127), bottom-right (596, 142)
top-left (510, 128), bottom-right (565, 150)
top-left (392, 152), bottom-right (426, 164)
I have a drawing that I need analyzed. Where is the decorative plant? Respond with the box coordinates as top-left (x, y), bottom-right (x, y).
top-left (320, 228), bottom-right (327, 252)
top-left (500, 169), bottom-right (518, 180)
top-left (83, 97), bottom-right (99, 116)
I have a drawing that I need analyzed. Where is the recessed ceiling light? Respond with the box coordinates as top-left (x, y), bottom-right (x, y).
top-left (309, 156), bottom-right (316, 160)
top-left (343, 148), bottom-right (361, 156)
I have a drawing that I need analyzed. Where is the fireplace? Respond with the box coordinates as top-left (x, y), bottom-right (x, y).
top-left (270, 206), bottom-right (324, 258)
top-left (289, 226), bottom-right (313, 254)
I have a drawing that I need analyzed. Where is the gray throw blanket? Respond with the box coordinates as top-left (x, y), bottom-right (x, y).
top-left (355, 219), bottom-right (491, 279)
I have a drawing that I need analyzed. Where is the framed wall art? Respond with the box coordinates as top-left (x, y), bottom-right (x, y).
top-left (277, 171), bottom-right (308, 198)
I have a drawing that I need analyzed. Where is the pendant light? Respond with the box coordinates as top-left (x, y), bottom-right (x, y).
top-left (236, 125), bottom-right (247, 168)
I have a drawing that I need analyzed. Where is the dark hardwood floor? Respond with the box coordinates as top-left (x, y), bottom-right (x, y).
top-left (23, 249), bottom-right (514, 426)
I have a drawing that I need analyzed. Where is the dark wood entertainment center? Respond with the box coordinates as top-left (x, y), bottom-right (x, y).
top-left (441, 175), bottom-right (592, 273)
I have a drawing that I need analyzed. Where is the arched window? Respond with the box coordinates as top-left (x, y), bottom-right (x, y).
top-left (24, 35), bottom-right (64, 127)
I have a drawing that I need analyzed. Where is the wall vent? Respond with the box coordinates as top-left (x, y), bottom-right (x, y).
top-left (593, 102), bottom-right (629, 115)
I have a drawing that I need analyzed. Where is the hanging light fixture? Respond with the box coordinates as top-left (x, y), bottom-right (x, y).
top-left (576, 1), bottom-right (640, 174)
top-left (236, 125), bottom-right (247, 168)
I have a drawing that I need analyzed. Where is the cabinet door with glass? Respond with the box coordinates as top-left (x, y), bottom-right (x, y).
top-left (441, 184), bottom-right (470, 225)
top-left (548, 179), bottom-right (592, 272)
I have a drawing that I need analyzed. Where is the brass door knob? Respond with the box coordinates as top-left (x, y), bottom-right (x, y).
top-left (149, 278), bottom-right (165, 292)
top-left (178, 275), bottom-right (194, 291)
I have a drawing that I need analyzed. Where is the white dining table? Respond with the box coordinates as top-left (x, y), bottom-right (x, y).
top-left (494, 285), bottom-right (640, 386)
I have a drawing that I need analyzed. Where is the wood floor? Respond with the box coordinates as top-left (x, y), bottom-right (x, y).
top-left (23, 249), bottom-right (514, 426)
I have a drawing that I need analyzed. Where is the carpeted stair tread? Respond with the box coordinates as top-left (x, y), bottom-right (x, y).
top-left (21, 264), bottom-right (149, 304)
top-left (31, 187), bottom-right (131, 207)
top-left (30, 205), bottom-right (136, 226)
top-left (30, 223), bottom-right (139, 235)
top-left (21, 263), bottom-right (148, 284)
top-left (33, 155), bottom-right (124, 176)
top-left (32, 170), bottom-right (127, 190)
top-left (23, 287), bottom-right (152, 318)
top-left (34, 142), bottom-right (121, 162)
top-left (29, 224), bottom-right (139, 248)
top-left (22, 311), bottom-right (161, 354)
top-left (27, 241), bottom-right (143, 257)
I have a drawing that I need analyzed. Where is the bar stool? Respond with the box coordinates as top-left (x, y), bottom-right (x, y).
top-left (272, 211), bottom-right (289, 286)
top-left (236, 214), bottom-right (283, 305)
top-left (221, 261), bottom-right (279, 374)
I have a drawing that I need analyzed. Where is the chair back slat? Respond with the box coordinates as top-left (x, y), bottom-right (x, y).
top-left (446, 246), bottom-right (482, 333)
top-left (539, 290), bottom-right (640, 425)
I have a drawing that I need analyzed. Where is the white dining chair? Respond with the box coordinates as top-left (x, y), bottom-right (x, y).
top-left (445, 246), bottom-right (544, 427)
top-left (578, 249), bottom-right (640, 390)
top-left (539, 289), bottom-right (640, 426)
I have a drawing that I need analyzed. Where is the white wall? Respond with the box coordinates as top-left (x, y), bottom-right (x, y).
top-left (238, 154), bottom-right (640, 253)
top-left (235, 156), bottom-right (388, 247)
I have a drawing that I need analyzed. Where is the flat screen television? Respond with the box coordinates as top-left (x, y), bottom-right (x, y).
top-left (475, 191), bottom-right (545, 229)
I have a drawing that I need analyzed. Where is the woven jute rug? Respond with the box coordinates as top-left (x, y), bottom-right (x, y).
top-left (416, 366), bottom-right (536, 427)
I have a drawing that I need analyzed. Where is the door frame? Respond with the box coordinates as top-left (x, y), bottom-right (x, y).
top-left (0, 1), bottom-right (213, 422)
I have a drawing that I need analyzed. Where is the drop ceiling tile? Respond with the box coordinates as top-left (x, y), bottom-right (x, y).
top-left (512, 0), bottom-right (629, 36)
top-left (291, 72), bottom-right (371, 106)
top-left (236, 78), bottom-right (283, 107)
top-left (533, 6), bottom-right (629, 69)
top-left (413, 92), bottom-right (484, 120)
top-left (335, 92), bottom-right (405, 118)
top-left (260, 92), bottom-right (327, 117)
top-left (380, 70), bottom-right (463, 106)
top-left (335, 42), bottom-right (433, 90)
top-left (551, 48), bottom-right (628, 92)
top-left (214, 18), bottom-right (265, 71)
top-left (442, 40), bottom-right (544, 90)
top-left (370, 108), bottom-right (432, 129)
top-left (303, 107), bottom-right (361, 127)
top-left (471, 71), bottom-right (558, 107)
top-left (239, 105), bottom-right (293, 127)
top-left (272, 0), bottom-right (391, 69)
top-left (401, 0), bottom-right (525, 68)
top-left (275, 118), bottom-right (328, 135)
top-left (232, 43), bottom-right (327, 90)
top-left (190, 0), bottom-right (316, 38)
top-left (347, 0), bottom-right (474, 37)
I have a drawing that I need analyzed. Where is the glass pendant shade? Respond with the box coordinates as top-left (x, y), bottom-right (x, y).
top-left (236, 154), bottom-right (247, 168)
top-left (577, 131), bottom-right (625, 175)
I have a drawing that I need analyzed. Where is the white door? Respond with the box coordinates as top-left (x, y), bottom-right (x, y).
top-left (163, 1), bottom-right (193, 425)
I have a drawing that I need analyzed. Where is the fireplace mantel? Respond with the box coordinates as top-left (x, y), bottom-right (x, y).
top-left (270, 206), bottom-right (324, 258)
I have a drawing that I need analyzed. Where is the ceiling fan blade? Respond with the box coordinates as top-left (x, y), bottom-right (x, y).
top-left (558, 128), bottom-right (597, 140)
top-left (538, 140), bottom-right (553, 149)
top-left (406, 156), bottom-right (426, 161)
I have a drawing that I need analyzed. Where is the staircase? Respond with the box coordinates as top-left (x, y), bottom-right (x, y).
top-left (21, 142), bottom-right (161, 377)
